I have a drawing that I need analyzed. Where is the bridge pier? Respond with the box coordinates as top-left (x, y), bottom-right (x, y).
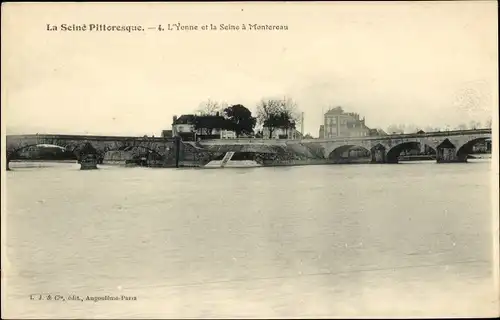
top-left (175, 136), bottom-right (181, 168)
top-left (436, 147), bottom-right (467, 163)
top-left (436, 139), bottom-right (467, 163)
top-left (5, 155), bottom-right (12, 171)
top-left (370, 148), bottom-right (386, 164)
top-left (79, 154), bottom-right (98, 170)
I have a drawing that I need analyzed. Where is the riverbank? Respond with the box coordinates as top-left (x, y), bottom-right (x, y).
top-left (399, 155), bottom-right (436, 161)
top-left (468, 154), bottom-right (492, 159)
top-left (9, 152), bottom-right (492, 170)
top-left (8, 160), bottom-right (79, 169)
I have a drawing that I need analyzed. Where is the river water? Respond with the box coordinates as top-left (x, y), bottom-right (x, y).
top-left (3, 160), bottom-right (498, 318)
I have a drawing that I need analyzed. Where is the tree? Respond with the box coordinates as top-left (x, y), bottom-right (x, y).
top-left (256, 99), bottom-right (281, 138)
top-left (303, 133), bottom-right (314, 139)
top-left (456, 123), bottom-right (468, 130)
top-left (282, 97), bottom-right (300, 136)
top-left (196, 99), bottom-right (228, 116)
top-left (486, 118), bottom-right (492, 128)
top-left (256, 96), bottom-right (300, 138)
top-left (424, 126), bottom-right (441, 132)
top-left (468, 120), bottom-right (480, 129)
top-left (406, 124), bottom-right (419, 134)
top-left (223, 104), bottom-right (257, 137)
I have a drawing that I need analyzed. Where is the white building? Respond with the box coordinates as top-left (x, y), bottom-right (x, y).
top-left (262, 127), bottom-right (303, 140)
top-left (172, 114), bottom-right (237, 139)
top-left (172, 115), bottom-right (196, 136)
top-left (220, 130), bottom-right (237, 139)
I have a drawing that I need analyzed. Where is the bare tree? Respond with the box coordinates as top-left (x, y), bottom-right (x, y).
top-left (281, 97), bottom-right (300, 119)
top-left (196, 99), bottom-right (228, 116)
top-left (486, 118), bottom-right (492, 128)
top-left (405, 123), bottom-right (418, 134)
top-left (279, 96), bottom-right (300, 136)
top-left (456, 123), bottom-right (468, 130)
top-left (468, 120), bottom-right (480, 130)
top-left (424, 126), bottom-right (441, 132)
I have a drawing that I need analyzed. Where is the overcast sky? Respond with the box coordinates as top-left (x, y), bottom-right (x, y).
top-left (2, 2), bottom-right (497, 137)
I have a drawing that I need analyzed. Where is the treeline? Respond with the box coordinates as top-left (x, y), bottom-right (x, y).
top-left (386, 118), bottom-right (492, 134)
top-left (192, 97), bottom-right (300, 138)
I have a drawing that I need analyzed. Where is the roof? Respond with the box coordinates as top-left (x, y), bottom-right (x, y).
top-left (325, 106), bottom-right (344, 115)
top-left (174, 114), bottom-right (228, 127)
top-left (173, 114), bottom-right (196, 124)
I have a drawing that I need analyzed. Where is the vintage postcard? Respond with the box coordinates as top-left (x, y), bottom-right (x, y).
top-left (1, 1), bottom-right (498, 319)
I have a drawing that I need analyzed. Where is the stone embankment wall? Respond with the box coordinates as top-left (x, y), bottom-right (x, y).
top-left (102, 146), bottom-right (179, 167)
top-left (179, 142), bottom-right (217, 167)
top-left (102, 141), bottom-right (371, 167)
top-left (102, 150), bottom-right (134, 165)
top-left (196, 142), bottom-right (329, 166)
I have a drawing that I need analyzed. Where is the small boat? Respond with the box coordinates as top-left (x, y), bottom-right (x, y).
top-left (204, 152), bottom-right (263, 168)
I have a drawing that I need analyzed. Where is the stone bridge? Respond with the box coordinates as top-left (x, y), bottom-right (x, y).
top-left (5, 129), bottom-right (492, 169)
top-left (199, 129), bottom-right (492, 164)
top-left (5, 134), bottom-right (180, 169)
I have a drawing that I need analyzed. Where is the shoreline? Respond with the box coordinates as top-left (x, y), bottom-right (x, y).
top-left (8, 153), bottom-right (492, 169)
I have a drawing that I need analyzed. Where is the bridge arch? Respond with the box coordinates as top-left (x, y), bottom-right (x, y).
top-left (456, 136), bottom-right (491, 159)
top-left (8, 143), bottom-right (81, 160)
top-left (6, 141), bottom-right (168, 167)
top-left (327, 144), bottom-right (371, 163)
top-left (7, 141), bottom-right (105, 166)
top-left (386, 141), bottom-right (437, 163)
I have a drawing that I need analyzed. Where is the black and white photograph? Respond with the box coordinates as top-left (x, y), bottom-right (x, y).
top-left (1, 1), bottom-right (498, 318)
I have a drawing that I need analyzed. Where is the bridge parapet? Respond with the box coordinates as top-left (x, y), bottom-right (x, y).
top-left (199, 128), bottom-right (491, 145)
top-left (6, 134), bottom-right (174, 143)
